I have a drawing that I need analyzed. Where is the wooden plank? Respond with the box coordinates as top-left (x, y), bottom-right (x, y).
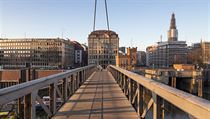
top-left (52, 70), bottom-right (138, 119)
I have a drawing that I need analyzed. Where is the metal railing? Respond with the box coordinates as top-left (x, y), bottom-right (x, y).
top-left (108, 65), bottom-right (210, 119)
top-left (0, 65), bottom-right (96, 119)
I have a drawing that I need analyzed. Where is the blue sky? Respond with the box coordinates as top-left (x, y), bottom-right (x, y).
top-left (0, 0), bottom-right (209, 51)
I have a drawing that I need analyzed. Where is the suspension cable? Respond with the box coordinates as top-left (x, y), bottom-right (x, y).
top-left (104, 0), bottom-right (110, 31)
top-left (93, 0), bottom-right (97, 31)
top-left (93, 0), bottom-right (110, 31)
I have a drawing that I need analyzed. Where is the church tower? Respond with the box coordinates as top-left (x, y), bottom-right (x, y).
top-left (168, 13), bottom-right (178, 41)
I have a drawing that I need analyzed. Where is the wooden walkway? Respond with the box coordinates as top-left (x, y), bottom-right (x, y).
top-left (53, 70), bottom-right (139, 119)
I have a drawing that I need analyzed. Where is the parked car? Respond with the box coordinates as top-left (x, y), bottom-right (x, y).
top-left (41, 96), bottom-right (63, 108)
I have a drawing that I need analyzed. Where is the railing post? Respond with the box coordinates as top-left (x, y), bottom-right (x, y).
top-left (73, 74), bottom-right (77, 91)
top-left (87, 69), bottom-right (90, 78)
top-left (121, 74), bottom-right (124, 89)
top-left (152, 93), bottom-right (163, 119)
top-left (113, 69), bottom-right (116, 79)
top-left (119, 72), bottom-right (121, 84)
top-left (120, 73), bottom-right (123, 88)
top-left (84, 70), bottom-right (86, 81)
top-left (137, 84), bottom-right (143, 118)
top-left (50, 83), bottom-right (56, 115)
top-left (124, 76), bottom-right (127, 95)
top-left (77, 72), bottom-right (80, 88)
top-left (81, 70), bottom-right (84, 83)
top-left (116, 71), bottom-right (118, 82)
top-left (122, 74), bottom-right (125, 89)
top-left (18, 69), bottom-right (26, 119)
top-left (70, 75), bottom-right (74, 95)
top-left (24, 93), bottom-right (31, 119)
top-left (129, 78), bottom-right (134, 102)
top-left (83, 70), bottom-right (85, 82)
top-left (66, 76), bottom-right (70, 96)
top-left (63, 78), bottom-right (68, 101)
top-left (115, 70), bottom-right (117, 79)
top-left (31, 91), bottom-right (37, 119)
top-left (79, 71), bottom-right (82, 86)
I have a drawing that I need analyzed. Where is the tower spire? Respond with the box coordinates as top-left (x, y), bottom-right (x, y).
top-left (170, 13), bottom-right (177, 29)
top-left (168, 13), bottom-right (178, 41)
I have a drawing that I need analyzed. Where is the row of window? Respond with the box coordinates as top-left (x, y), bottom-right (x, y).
top-left (0, 43), bottom-right (30, 46)
top-left (0, 63), bottom-right (51, 66)
top-left (3, 51), bottom-right (31, 53)
top-left (0, 42), bottom-right (63, 46)
top-left (0, 47), bottom-right (31, 50)
top-left (89, 55), bottom-right (116, 59)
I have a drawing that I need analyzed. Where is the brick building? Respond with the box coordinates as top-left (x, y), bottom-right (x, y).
top-left (116, 47), bottom-right (137, 70)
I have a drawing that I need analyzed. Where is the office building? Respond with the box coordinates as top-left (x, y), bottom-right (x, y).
top-left (146, 45), bottom-right (157, 67)
top-left (146, 13), bottom-right (187, 68)
top-left (137, 51), bottom-right (146, 66)
top-left (88, 30), bottom-right (119, 68)
top-left (0, 38), bottom-right (74, 69)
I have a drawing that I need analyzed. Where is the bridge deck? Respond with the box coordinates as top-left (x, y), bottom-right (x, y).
top-left (53, 70), bottom-right (138, 119)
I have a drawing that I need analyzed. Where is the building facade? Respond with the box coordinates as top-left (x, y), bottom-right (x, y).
top-left (188, 41), bottom-right (210, 66)
top-left (137, 51), bottom-right (146, 66)
top-left (156, 41), bottom-right (187, 67)
top-left (88, 30), bottom-right (119, 68)
top-left (115, 51), bottom-right (128, 69)
top-left (146, 45), bottom-right (157, 67)
top-left (202, 42), bottom-right (210, 64)
top-left (71, 41), bottom-right (88, 68)
top-left (146, 13), bottom-right (187, 68)
top-left (81, 44), bottom-right (88, 66)
top-left (116, 47), bottom-right (137, 70)
top-left (0, 38), bottom-right (74, 69)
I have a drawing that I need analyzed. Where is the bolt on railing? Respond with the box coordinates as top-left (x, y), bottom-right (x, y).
top-left (107, 65), bottom-right (210, 119)
top-left (0, 65), bottom-right (96, 119)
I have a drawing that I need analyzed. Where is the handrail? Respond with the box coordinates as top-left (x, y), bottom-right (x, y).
top-left (0, 65), bottom-right (96, 119)
top-left (108, 65), bottom-right (210, 119)
top-left (0, 65), bottom-right (93, 97)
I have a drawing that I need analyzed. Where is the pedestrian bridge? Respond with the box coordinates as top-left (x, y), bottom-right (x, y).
top-left (0, 65), bottom-right (210, 119)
